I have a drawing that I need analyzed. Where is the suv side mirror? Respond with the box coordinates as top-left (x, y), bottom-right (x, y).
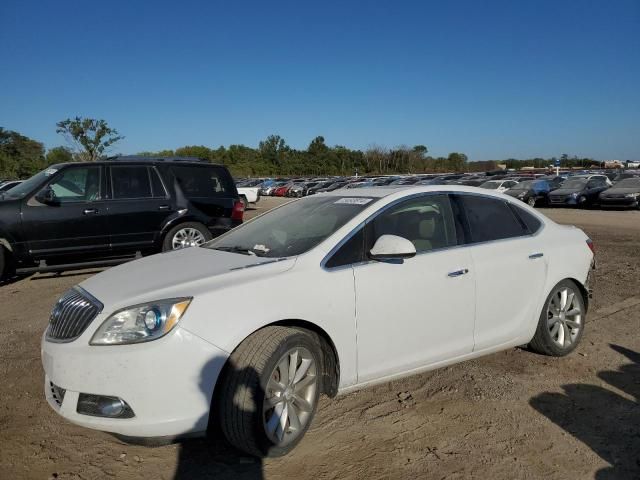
top-left (369, 234), bottom-right (416, 261)
top-left (36, 186), bottom-right (58, 205)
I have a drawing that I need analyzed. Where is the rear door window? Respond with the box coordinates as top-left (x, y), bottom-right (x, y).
top-left (455, 194), bottom-right (528, 243)
top-left (171, 165), bottom-right (234, 198)
top-left (111, 166), bottom-right (152, 199)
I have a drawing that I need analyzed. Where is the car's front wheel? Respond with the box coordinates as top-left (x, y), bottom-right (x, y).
top-left (218, 326), bottom-right (322, 457)
top-left (527, 197), bottom-right (536, 207)
top-left (529, 280), bottom-right (586, 356)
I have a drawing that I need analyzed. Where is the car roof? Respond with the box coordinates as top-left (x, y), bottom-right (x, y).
top-left (319, 184), bottom-right (529, 200)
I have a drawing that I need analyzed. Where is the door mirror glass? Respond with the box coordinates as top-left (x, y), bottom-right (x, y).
top-left (36, 186), bottom-right (58, 205)
top-left (369, 234), bottom-right (416, 260)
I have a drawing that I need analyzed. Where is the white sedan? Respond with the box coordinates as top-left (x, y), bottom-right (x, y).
top-left (41, 186), bottom-right (594, 457)
top-left (479, 179), bottom-right (519, 193)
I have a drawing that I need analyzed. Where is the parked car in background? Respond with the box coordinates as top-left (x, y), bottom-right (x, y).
top-left (548, 177), bottom-right (609, 208)
top-left (0, 180), bottom-right (23, 193)
top-left (537, 175), bottom-right (565, 190)
top-left (236, 185), bottom-right (261, 208)
top-left (315, 181), bottom-right (349, 193)
top-left (42, 185), bottom-right (594, 458)
top-left (571, 174), bottom-right (613, 187)
top-left (479, 179), bottom-right (519, 193)
top-left (306, 181), bottom-right (337, 195)
top-left (598, 177), bottom-right (640, 209)
top-left (262, 181), bottom-right (287, 196)
top-left (0, 157), bottom-right (243, 280)
top-left (504, 179), bottom-right (552, 207)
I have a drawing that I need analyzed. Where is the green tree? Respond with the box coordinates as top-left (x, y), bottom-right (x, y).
top-left (56, 116), bottom-right (123, 161)
top-left (46, 146), bottom-right (74, 164)
top-left (0, 127), bottom-right (46, 178)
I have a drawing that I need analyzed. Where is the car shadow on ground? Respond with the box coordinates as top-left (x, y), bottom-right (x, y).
top-left (530, 344), bottom-right (640, 479)
top-left (173, 358), bottom-right (265, 480)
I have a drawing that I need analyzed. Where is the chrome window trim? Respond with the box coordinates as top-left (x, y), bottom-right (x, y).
top-left (321, 190), bottom-right (545, 272)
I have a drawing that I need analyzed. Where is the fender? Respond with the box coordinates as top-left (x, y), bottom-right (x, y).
top-left (155, 210), bottom-right (206, 247)
top-left (0, 237), bottom-right (13, 252)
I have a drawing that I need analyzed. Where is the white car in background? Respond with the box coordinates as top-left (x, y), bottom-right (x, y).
top-left (479, 179), bottom-right (519, 193)
top-left (42, 186), bottom-right (594, 457)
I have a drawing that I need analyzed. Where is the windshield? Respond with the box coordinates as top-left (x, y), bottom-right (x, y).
top-left (0, 167), bottom-right (57, 199)
top-left (615, 178), bottom-right (640, 188)
top-left (562, 179), bottom-right (588, 189)
top-left (511, 180), bottom-right (533, 190)
top-left (479, 181), bottom-right (499, 189)
top-left (206, 195), bottom-right (377, 257)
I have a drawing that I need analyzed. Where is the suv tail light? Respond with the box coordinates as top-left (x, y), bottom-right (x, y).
top-left (586, 238), bottom-right (595, 255)
top-left (231, 200), bottom-right (245, 221)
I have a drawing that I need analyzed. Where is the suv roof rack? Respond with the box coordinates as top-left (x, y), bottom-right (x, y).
top-left (105, 155), bottom-right (208, 163)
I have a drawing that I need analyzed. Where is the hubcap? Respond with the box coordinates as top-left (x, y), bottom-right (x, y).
top-left (547, 287), bottom-right (582, 348)
top-left (171, 228), bottom-right (206, 250)
top-left (263, 347), bottom-right (317, 447)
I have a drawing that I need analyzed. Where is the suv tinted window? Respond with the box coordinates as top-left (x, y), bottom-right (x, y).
top-left (365, 194), bottom-right (457, 254)
top-left (457, 194), bottom-right (527, 243)
top-left (49, 166), bottom-right (101, 203)
top-left (111, 166), bottom-right (152, 199)
top-left (325, 227), bottom-right (364, 268)
top-left (171, 165), bottom-right (234, 197)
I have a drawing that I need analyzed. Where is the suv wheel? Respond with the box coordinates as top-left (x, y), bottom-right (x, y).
top-left (239, 195), bottom-right (249, 210)
top-left (0, 247), bottom-right (5, 280)
top-left (163, 223), bottom-right (212, 251)
top-left (529, 280), bottom-right (585, 356)
top-left (527, 197), bottom-right (536, 207)
top-left (218, 326), bottom-right (322, 457)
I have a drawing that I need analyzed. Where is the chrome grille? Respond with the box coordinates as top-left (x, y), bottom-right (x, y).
top-left (46, 288), bottom-right (103, 342)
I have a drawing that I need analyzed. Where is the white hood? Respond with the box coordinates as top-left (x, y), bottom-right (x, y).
top-left (79, 247), bottom-right (295, 309)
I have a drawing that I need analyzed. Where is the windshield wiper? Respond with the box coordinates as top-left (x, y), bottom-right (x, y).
top-left (212, 246), bottom-right (263, 256)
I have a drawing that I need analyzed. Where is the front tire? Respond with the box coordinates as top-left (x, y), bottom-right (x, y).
top-left (529, 280), bottom-right (586, 356)
top-left (527, 197), bottom-right (536, 207)
top-left (162, 222), bottom-right (212, 252)
top-left (0, 247), bottom-right (5, 280)
top-left (218, 326), bottom-right (322, 457)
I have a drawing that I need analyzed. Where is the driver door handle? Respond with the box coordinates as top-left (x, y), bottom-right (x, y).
top-left (83, 208), bottom-right (98, 215)
top-left (448, 268), bottom-right (469, 277)
top-left (529, 252), bottom-right (544, 259)
top-left (158, 205), bottom-right (170, 211)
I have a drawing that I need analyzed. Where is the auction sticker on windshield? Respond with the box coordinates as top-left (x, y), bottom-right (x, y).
top-left (334, 197), bottom-right (373, 205)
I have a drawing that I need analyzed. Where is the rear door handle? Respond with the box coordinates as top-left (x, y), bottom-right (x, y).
top-left (83, 208), bottom-right (98, 215)
top-left (529, 252), bottom-right (544, 259)
top-left (448, 268), bottom-right (469, 277)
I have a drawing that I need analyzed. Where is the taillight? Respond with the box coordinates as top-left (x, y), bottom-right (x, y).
top-left (586, 238), bottom-right (595, 255)
top-left (231, 200), bottom-right (244, 221)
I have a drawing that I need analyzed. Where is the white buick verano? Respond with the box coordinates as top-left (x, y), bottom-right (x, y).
top-left (41, 186), bottom-right (594, 457)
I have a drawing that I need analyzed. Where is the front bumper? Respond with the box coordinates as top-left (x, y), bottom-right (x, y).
top-left (599, 197), bottom-right (638, 208)
top-left (42, 327), bottom-right (229, 438)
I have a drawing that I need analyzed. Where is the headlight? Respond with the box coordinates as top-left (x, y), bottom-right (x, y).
top-left (90, 298), bottom-right (192, 345)
top-left (571, 192), bottom-right (579, 198)
top-left (625, 193), bottom-right (639, 198)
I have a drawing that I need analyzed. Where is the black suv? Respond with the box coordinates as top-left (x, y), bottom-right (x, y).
top-left (0, 156), bottom-right (243, 279)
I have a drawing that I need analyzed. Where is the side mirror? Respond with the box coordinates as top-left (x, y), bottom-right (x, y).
top-left (36, 186), bottom-right (57, 205)
top-left (368, 234), bottom-right (416, 261)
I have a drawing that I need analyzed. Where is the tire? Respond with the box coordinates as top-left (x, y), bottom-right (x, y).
top-left (162, 222), bottom-right (212, 252)
top-left (218, 326), bottom-right (323, 457)
top-left (529, 280), bottom-right (586, 356)
top-left (0, 247), bottom-right (5, 280)
top-left (240, 195), bottom-right (249, 210)
top-left (527, 197), bottom-right (536, 207)
top-left (578, 196), bottom-right (587, 208)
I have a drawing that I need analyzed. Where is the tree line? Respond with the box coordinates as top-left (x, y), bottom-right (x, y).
top-left (1, 117), bottom-right (602, 180)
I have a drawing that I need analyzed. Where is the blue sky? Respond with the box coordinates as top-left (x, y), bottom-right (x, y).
top-left (1, 0), bottom-right (638, 160)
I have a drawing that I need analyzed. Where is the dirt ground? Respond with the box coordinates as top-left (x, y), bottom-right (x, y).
top-left (1, 198), bottom-right (639, 480)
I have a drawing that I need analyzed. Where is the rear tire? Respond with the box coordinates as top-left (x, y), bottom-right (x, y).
top-left (218, 326), bottom-right (322, 457)
top-left (0, 247), bottom-right (5, 280)
top-left (529, 280), bottom-right (586, 356)
top-left (240, 195), bottom-right (249, 210)
top-left (162, 222), bottom-right (212, 252)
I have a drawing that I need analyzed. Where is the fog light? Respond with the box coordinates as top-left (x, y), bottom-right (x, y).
top-left (77, 393), bottom-right (135, 418)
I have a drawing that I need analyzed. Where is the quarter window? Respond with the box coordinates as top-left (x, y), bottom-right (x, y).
top-left (325, 227), bottom-right (365, 268)
top-left (510, 204), bottom-right (542, 234)
top-left (456, 195), bottom-right (528, 243)
top-left (171, 165), bottom-right (233, 197)
top-left (365, 194), bottom-right (458, 254)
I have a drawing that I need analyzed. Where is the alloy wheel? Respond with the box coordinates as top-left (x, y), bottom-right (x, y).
top-left (171, 228), bottom-right (206, 250)
top-left (263, 347), bottom-right (318, 447)
top-left (547, 286), bottom-right (582, 348)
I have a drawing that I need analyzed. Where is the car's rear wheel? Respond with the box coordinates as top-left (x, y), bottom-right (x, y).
top-left (529, 280), bottom-right (585, 356)
top-left (162, 222), bottom-right (212, 251)
top-left (218, 326), bottom-right (322, 457)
